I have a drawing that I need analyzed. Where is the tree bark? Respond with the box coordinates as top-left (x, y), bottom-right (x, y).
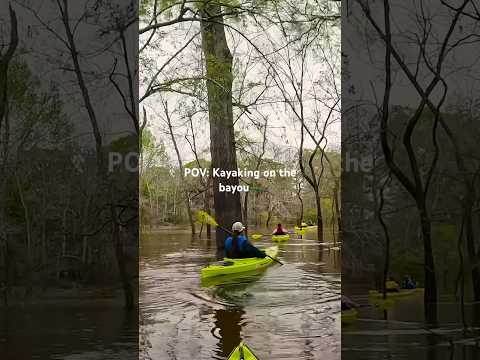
top-left (296, 183), bottom-right (304, 225)
top-left (314, 189), bottom-right (324, 243)
top-left (200, 2), bottom-right (242, 254)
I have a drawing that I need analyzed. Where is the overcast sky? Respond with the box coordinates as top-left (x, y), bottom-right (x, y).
top-left (139, 2), bottom-right (341, 165)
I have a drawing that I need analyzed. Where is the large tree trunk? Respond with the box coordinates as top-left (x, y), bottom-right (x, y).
top-left (200, 2), bottom-right (242, 255)
top-left (332, 181), bottom-right (341, 242)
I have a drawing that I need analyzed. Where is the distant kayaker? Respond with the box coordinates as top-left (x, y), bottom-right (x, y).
top-left (272, 223), bottom-right (288, 235)
top-left (385, 276), bottom-right (400, 292)
top-left (225, 222), bottom-right (266, 259)
top-left (403, 275), bottom-right (417, 289)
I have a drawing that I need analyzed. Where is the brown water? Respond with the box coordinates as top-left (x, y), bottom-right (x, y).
top-left (140, 227), bottom-right (341, 360)
top-left (0, 303), bottom-right (138, 359)
top-left (342, 290), bottom-right (480, 360)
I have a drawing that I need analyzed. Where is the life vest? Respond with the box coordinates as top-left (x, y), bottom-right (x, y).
top-left (225, 234), bottom-right (248, 258)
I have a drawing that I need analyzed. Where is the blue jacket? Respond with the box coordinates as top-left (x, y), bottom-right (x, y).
top-left (225, 234), bottom-right (266, 259)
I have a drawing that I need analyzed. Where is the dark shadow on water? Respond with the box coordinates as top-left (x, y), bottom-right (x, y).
top-left (0, 305), bottom-right (138, 359)
top-left (213, 307), bottom-right (245, 359)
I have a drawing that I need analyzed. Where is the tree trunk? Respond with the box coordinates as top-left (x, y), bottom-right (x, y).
top-left (296, 183), bottom-right (304, 226)
top-left (266, 198), bottom-right (273, 228)
top-left (333, 181), bottom-right (341, 242)
top-left (111, 204), bottom-right (134, 310)
top-left (314, 190), bottom-right (323, 243)
top-left (165, 103), bottom-right (195, 234)
top-left (243, 192), bottom-right (248, 235)
top-left (200, 2), bottom-right (242, 255)
top-left (420, 208), bottom-right (437, 323)
top-left (204, 192), bottom-right (211, 238)
top-left (464, 198), bottom-right (480, 301)
top-left (15, 174), bottom-right (31, 261)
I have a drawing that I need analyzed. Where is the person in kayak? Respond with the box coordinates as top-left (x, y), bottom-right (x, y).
top-left (272, 223), bottom-right (288, 235)
top-left (403, 275), bottom-right (417, 289)
top-left (385, 276), bottom-right (400, 292)
top-left (225, 222), bottom-right (266, 259)
top-left (298, 222), bottom-right (307, 228)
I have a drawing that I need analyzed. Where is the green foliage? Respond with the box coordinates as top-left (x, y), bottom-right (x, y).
top-left (141, 127), bottom-right (168, 170)
top-left (109, 133), bottom-right (138, 154)
top-left (8, 61), bottom-right (72, 146)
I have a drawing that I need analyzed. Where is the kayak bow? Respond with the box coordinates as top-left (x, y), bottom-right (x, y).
top-left (227, 342), bottom-right (259, 360)
top-left (368, 288), bottom-right (424, 299)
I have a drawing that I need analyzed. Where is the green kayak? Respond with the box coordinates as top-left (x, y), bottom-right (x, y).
top-left (272, 234), bottom-right (289, 242)
top-left (341, 308), bottom-right (358, 325)
top-left (294, 225), bottom-right (317, 232)
top-left (201, 267), bottom-right (267, 287)
top-left (227, 342), bottom-right (259, 360)
top-left (294, 226), bottom-right (306, 235)
top-left (201, 246), bottom-right (279, 278)
top-left (368, 288), bottom-right (424, 299)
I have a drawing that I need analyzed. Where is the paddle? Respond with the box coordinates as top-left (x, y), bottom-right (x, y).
top-left (195, 211), bottom-right (284, 266)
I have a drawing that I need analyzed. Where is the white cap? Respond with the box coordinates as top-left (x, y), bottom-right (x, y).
top-left (232, 222), bottom-right (245, 232)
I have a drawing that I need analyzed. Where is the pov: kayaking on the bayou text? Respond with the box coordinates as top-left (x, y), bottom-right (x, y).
top-left (185, 167), bottom-right (297, 193)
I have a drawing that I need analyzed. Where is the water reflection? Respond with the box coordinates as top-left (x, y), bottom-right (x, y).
top-left (213, 308), bottom-right (245, 358)
top-left (341, 291), bottom-right (480, 360)
top-left (0, 305), bottom-right (137, 360)
top-left (140, 227), bottom-right (341, 359)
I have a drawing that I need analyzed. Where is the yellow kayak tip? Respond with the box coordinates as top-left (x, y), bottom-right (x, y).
top-left (227, 341), bottom-right (260, 360)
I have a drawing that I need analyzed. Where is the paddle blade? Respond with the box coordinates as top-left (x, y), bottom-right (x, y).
top-left (196, 210), bottom-right (219, 227)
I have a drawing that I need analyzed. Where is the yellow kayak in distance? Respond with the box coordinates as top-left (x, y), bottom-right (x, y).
top-left (341, 308), bottom-right (358, 325)
top-left (368, 288), bottom-right (424, 299)
top-left (200, 246), bottom-right (279, 278)
top-left (294, 225), bottom-right (317, 232)
top-left (294, 227), bottom-right (306, 235)
top-left (271, 233), bottom-right (290, 242)
top-left (227, 342), bottom-right (259, 360)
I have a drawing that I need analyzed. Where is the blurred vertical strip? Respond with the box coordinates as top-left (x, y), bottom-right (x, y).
top-left (342, 0), bottom-right (480, 358)
top-left (0, 1), bottom-right (138, 359)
